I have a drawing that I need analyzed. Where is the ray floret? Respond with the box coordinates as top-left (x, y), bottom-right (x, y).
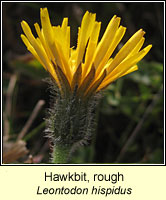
top-left (21, 8), bottom-right (152, 98)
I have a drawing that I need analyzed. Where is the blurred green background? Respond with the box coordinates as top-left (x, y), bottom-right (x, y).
top-left (2, 2), bottom-right (164, 164)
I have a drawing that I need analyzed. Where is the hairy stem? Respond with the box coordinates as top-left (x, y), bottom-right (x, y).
top-left (45, 78), bottom-right (102, 164)
top-left (52, 144), bottom-right (71, 164)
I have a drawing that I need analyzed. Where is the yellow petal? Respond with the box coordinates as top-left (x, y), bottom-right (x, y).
top-left (21, 20), bottom-right (36, 46)
top-left (123, 37), bottom-right (145, 61)
top-left (40, 8), bottom-right (62, 67)
top-left (93, 16), bottom-right (121, 69)
top-left (69, 48), bottom-right (77, 72)
top-left (54, 40), bottom-right (72, 82)
top-left (21, 34), bottom-right (47, 70)
top-left (107, 29), bottom-right (145, 74)
top-left (98, 65), bottom-right (138, 91)
top-left (21, 9), bottom-right (152, 95)
top-left (61, 26), bottom-right (70, 60)
top-left (40, 8), bottom-right (53, 44)
top-left (34, 23), bottom-right (53, 61)
top-left (110, 44), bottom-right (152, 77)
top-left (21, 34), bottom-right (60, 84)
top-left (52, 26), bottom-right (71, 80)
top-left (99, 44), bottom-right (152, 90)
top-left (61, 18), bottom-right (68, 30)
top-left (75, 11), bottom-right (96, 68)
top-left (95, 25), bottom-right (126, 77)
top-left (97, 65), bottom-right (138, 91)
top-left (21, 21), bottom-right (54, 73)
top-left (82, 21), bottom-right (101, 78)
top-left (65, 26), bottom-right (70, 59)
top-left (60, 18), bottom-right (70, 59)
top-left (40, 8), bottom-right (71, 81)
top-left (119, 65), bottom-right (138, 78)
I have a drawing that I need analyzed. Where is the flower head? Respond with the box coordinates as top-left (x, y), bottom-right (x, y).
top-left (21, 8), bottom-right (152, 98)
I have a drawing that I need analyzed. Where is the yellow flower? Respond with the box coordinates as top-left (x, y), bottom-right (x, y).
top-left (21, 8), bottom-right (152, 98)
